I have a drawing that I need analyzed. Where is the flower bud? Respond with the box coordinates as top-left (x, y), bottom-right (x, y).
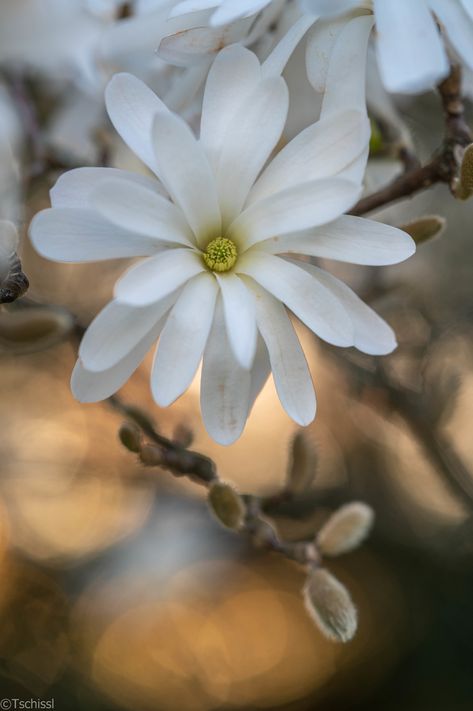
top-left (456, 143), bottom-right (473, 199)
top-left (173, 423), bottom-right (194, 448)
top-left (208, 481), bottom-right (245, 530)
top-left (316, 502), bottom-right (374, 557)
top-left (139, 444), bottom-right (165, 467)
top-left (399, 215), bottom-right (445, 245)
top-left (118, 422), bottom-right (142, 453)
top-left (286, 431), bottom-right (317, 494)
top-left (303, 568), bottom-right (357, 643)
top-left (0, 306), bottom-right (73, 354)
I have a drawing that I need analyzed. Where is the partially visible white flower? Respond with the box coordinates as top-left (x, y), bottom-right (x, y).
top-left (30, 27), bottom-right (415, 445)
top-left (304, 0), bottom-right (473, 95)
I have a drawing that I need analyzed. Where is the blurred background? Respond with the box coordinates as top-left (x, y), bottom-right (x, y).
top-left (1, 2), bottom-right (473, 709)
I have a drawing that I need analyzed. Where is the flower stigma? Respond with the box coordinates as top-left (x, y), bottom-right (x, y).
top-left (202, 237), bottom-right (238, 273)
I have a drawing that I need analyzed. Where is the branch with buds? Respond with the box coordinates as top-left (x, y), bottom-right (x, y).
top-left (351, 64), bottom-right (473, 217)
top-left (116, 405), bottom-right (374, 643)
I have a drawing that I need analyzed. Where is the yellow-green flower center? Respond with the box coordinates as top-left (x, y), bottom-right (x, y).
top-left (202, 237), bottom-right (238, 273)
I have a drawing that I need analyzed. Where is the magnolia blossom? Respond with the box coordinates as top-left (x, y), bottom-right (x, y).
top-left (305, 0), bottom-right (473, 94)
top-left (30, 30), bottom-right (415, 445)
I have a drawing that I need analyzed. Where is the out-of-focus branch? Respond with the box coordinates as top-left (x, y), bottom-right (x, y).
top-left (351, 64), bottom-right (472, 216)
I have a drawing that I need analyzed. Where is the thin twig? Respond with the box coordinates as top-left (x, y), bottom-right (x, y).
top-left (351, 64), bottom-right (472, 216)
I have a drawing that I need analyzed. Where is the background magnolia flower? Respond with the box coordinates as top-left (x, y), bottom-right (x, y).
top-left (304, 0), bottom-right (473, 94)
top-left (30, 28), bottom-right (415, 445)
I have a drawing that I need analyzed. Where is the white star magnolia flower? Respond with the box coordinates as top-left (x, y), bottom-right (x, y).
top-left (30, 39), bottom-right (415, 445)
top-left (304, 0), bottom-right (473, 94)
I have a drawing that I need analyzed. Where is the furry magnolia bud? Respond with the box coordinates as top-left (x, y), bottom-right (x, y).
top-left (317, 502), bottom-right (374, 557)
top-left (286, 431), bottom-right (318, 494)
top-left (303, 568), bottom-right (357, 643)
top-left (399, 215), bottom-right (446, 245)
top-left (456, 143), bottom-right (473, 199)
top-left (208, 481), bottom-right (245, 530)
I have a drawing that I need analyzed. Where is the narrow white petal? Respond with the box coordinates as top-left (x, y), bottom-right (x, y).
top-left (170, 0), bottom-right (220, 18)
top-left (373, 0), bottom-right (448, 94)
top-left (320, 15), bottom-right (374, 118)
top-left (30, 208), bottom-right (161, 262)
top-left (237, 252), bottom-right (354, 347)
top-left (50, 167), bottom-right (165, 209)
top-left (261, 15), bottom-right (316, 78)
top-left (213, 76), bottom-right (289, 226)
top-left (249, 335), bottom-right (271, 412)
top-left (289, 260), bottom-right (397, 355)
top-left (216, 273), bottom-right (257, 369)
top-left (71, 320), bottom-right (164, 402)
top-left (151, 273), bottom-right (218, 406)
top-left (105, 73), bottom-right (169, 175)
top-left (248, 110), bottom-right (369, 205)
top-left (201, 298), bottom-right (251, 445)
top-left (231, 178), bottom-right (361, 249)
top-left (460, 0), bottom-right (473, 22)
top-left (429, 0), bottom-right (473, 71)
top-left (91, 178), bottom-right (194, 247)
top-left (301, 0), bottom-right (361, 18)
top-left (246, 279), bottom-right (316, 425)
top-left (211, 0), bottom-right (271, 26)
top-left (201, 45), bottom-right (260, 169)
top-left (79, 294), bottom-right (177, 372)
top-left (114, 248), bottom-right (204, 306)
top-left (152, 112), bottom-right (221, 243)
top-left (159, 24), bottom-right (248, 67)
top-left (305, 15), bottom-right (351, 93)
top-left (259, 215), bottom-right (416, 266)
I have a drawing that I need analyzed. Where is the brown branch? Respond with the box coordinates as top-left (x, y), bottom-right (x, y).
top-left (351, 64), bottom-right (472, 216)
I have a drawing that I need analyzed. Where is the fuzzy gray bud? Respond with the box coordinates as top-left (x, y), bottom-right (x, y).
top-left (316, 502), bottom-right (374, 557)
top-left (303, 568), bottom-right (357, 643)
top-left (208, 481), bottom-right (246, 530)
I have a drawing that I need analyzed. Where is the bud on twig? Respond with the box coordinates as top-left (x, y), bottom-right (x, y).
top-left (399, 215), bottom-right (446, 245)
top-left (173, 423), bottom-right (194, 448)
top-left (303, 568), bottom-right (357, 643)
top-left (316, 502), bottom-right (374, 557)
top-left (139, 443), bottom-right (166, 467)
top-left (208, 481), bottom-right (246, 530)
top-left (455, 143), bottom-right (473, 199)
top-left (118, 422), bottom-right (142, 453)
top-left (286, 431), bottom-right (318, 494)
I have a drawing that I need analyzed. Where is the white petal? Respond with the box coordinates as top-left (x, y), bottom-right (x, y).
top-left (159, 24), bottom-right (247, 66)
top-left (212, 75), bottom-right (288, 227)
top-left (301, 0), bottom-right (361, 18)
top-left (373, 0), bottom-right (449, 94)
top-left (170, 0), bottom-right (220, 17)
top-left (200, 45), bottom-right (260, 170)
top-left (211, 0), bottom-right (271, 25)
top-left (152, 272), bottom-right (218, 406)
top-left (429, 0), bottom-right (473, 71)
top-left (259, 215), bottom-right (416, 266)
top-left (248, 110), bottom-right (369, 205)
top-left (231, 178), bottom-right (361, 249)
top-left (460, 0), bottom-right (473, 22)
top-left (305, 15), bottom-right (351, 93)
top-left (152, 112), bottom-right (221, 244)
top-left (79, 294), bottom-right (177, 372)
top-left (261, 15), bottom-right (316, 78)
top-left (91, 178), bottom-right (194, 247)
top-left (50, 167), bottom-right (165, 209)
top-left (237, 252), bottom-right (354, 347)
top-left (114, 248), bottom-right (204, 306)
top-left (29, 208), bottom-right (161, 262)
top-left (201, 298), bottom-right (251, 445)
top-left (320, 15), bottom-right (374, 118)
top-left (105, 73), bottom-right (169, 175)
top-left (248, 335), bottom-right (271, 411)
top-left (246, 279), bottom-right (316, 425)
top-left (216, 273), bottom-right (257, 369)
top-left (289, 260), bottom-right (397, 355)
top-left (71, 319), bottom-right (164, 402)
